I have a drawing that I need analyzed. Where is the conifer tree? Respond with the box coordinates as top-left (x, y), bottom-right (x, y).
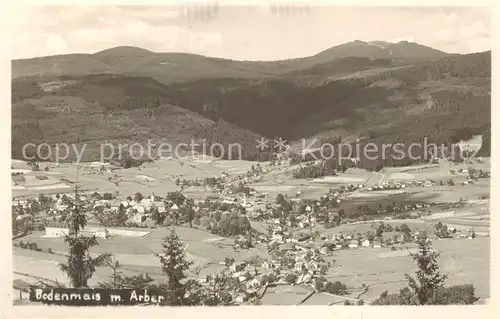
top-left (405, 230), bottom-right (447, 305)
top-left (58, 168), bottom-right (111, 288)
top-left (154, 228), bottom-right (193, 304)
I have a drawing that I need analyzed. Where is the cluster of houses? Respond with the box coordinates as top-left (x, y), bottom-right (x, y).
top-left (453, 230), bottom-right (477, 239)
top-left (365, 169), bottom-right (490, 193)
top-left (208, 246), bottom-right (330, 302)
top-left (365, 180), bottom-right (432, 192)
top-left (83, 165), bottom-right (115, 176)
top-left (271, 246), bottom-right (329, 284)
top-left (14, 191), bottom-right (190, 227)
top-left (92, 194), bottom-right (186, 225)
top-left (444, 226), bottom-right (479, 239)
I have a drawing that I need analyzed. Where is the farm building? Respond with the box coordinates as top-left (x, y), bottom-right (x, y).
top-left (361, 239), bottom-right (371, 247)
top-left (80, 228), bottom-right (110, 239)
top-left (56, 204), bottom-right (69, 211)
top-left (44, 227), bottom-right (109, 238)
top-left (131, 212), bottom-right (147, 224)
top-left (44, 227), bottom-right (70, 238)
top-left (235, 293), bottom-right (248, 303)
top-left (246, 278), bottom-right (261, 290)
top-left (348, 240), bottom-right (359, 249)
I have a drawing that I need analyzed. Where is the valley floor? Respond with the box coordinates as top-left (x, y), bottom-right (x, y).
top-left (11, 157), bottom-right (491, 305)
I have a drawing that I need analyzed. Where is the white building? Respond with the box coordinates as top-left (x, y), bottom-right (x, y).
top-left (348, 240), bottom-right (359, 249)
top-left (272, 234), bottom-right (283, 242)
top-left (56, 204), bottom-right (69, 211)
top-left (246, 278), bottom-right (260, 290)
top-left (361, 239), bottom-right (371, 247)
top-left (133, 204), bottom-right (146, 214)
top-left (44, 227), bottom-right (70, 237)
top-left (132, 212), bottom-right (146, 224)
top-left (44, 227), bottom-right (109, 239)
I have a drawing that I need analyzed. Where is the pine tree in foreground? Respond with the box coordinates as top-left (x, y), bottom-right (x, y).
top-left (373, 230), bottom-right (479, 305)
top-left (58, 180), bottom-right (111, 288)
top-left (154, 228), bottom-right (194, 305)
top-left (405, 230), bottom-right (447, 305)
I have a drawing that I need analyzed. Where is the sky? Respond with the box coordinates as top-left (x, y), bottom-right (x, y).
top-left (9, 5), bottom-right (492, 61)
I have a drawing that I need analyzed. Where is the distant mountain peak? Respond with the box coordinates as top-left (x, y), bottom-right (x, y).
top-left (93, 46), bottom-right (155, 57)
top-left (315, 40), bottom-right (448, 61)
top-left (367, 41), bottom-right (392, 49)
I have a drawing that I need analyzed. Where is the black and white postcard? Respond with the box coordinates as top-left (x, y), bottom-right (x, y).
top-left (3, 1), bottom-right (496, 318)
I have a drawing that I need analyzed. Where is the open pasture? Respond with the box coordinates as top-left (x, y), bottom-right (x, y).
top-left (312, 176), bottom-right (365, 184)
top-left (382, 158), bottom-right (490, 183)
top-left (261, 284), bottom-right (313, 305)
top-left (320, 219), bottom-right (428, 238)
top-left (12, 157), bottom-right (263, 200)
top-left (14, 226), bottom-right (268, 273)
top-left (340, 191), bottom-right (432, 211)
top-left (409, 183), bottom-right (489, 202)
top-left (324, 237), bottom-right (489, 302)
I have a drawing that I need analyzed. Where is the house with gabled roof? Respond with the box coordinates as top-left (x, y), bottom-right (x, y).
top-left (361, 239), bottom-right (371, 247)
top-left (372, 240), bottom-right (382, 248)
top-left (348, 240), bottom-right (359, 249)
top-left (235, 293), bottom-right (248, 303)
top-left (246, 278), bottom-right (261, 290)
top-left (133, 204), bottom-right (146, 214)
top-left (130, 211), bottom-right (146, 224)
top-left (140, 198), bottom-right (154, 208)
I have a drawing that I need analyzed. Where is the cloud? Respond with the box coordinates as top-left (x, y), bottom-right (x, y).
top-left (423, 9), bottom-right (490, 53)
top-left (188, 31), bottom-right (223, 53)
top-left (460, 21), bottom-right (487, 38)
top-left (10, 5), bottom-right (491, 60)
top-left (11, 5), bottom-right (223, 58)
top-left (45, 34), bottom-right (67, 53)
top-left (432, 18), bottom-right (490, 53)
top-left (65, 23), bottom-right (219, 54)
top-left (437, 28), bottom-right (452, 43)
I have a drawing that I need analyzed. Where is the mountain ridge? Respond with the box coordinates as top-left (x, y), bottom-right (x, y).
top-left (11, 43), bottom-right (491, 164)
top-left (14, 40), bottom-right (457, 62)
top-left (12, 40), bottom-right (459, 85)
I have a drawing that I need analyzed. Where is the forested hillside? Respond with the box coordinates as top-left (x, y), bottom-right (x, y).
top-left (11, 45), bottom-right (490, 163)
top-left (11, 41), bottom-right (451, 85)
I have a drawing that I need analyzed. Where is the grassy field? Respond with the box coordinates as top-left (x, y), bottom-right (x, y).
top-left (11, 156), bottom-right (490, 305)
top-left (322, 237), bottom-right (490, 302)
top-left (13, 235), bottom-right (489, 304)
top-left (17, 228), bottom-right (226, 261)
top-left (12, 155), bottom-right (489, 202)
top-left (261, 284), bottom-right (313, 305)
top-left (382, 158), bottom-right (491, 183)
top-left (301, 291), bottom-right (351, 305)
top-left (13, 224), bottom-right (271, 283)
top-left (248, 167), bottom-right (377, 200)
top-left (319, 198), bottom-right (489, 235)
top-left (13, 248), bottom-right (115, 287)
top-left (12, 157), bottom-right (257, 199)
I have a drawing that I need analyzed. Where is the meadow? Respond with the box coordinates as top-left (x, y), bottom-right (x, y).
top-left (323, 237), bottom-right (490, 302)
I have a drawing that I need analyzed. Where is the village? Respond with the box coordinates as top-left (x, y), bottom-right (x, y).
top-left (11, 150), bottom-right (490, 305)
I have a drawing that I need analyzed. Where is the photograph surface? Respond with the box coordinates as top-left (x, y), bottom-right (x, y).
top-left (9, 3), bottom-right (491, 308)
